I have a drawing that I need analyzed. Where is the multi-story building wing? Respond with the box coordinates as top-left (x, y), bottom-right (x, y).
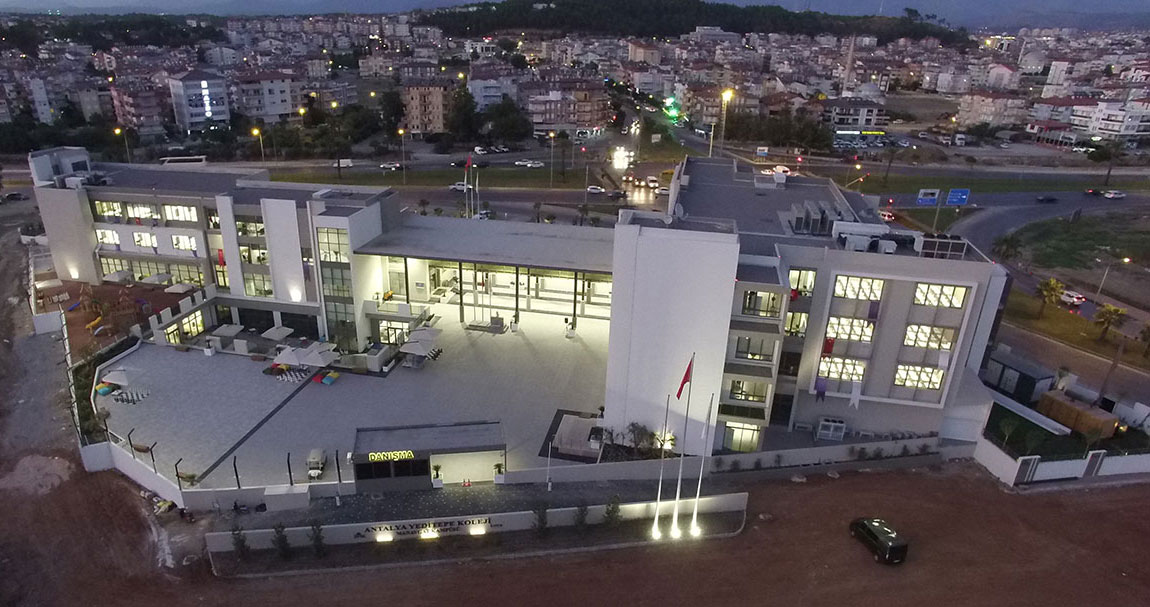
top-left (401, 79), bottom-right (453, 134)
top-left (167, 69), bottom-right (230, 133)
top-left (234, 71), bottom-right (303, 123)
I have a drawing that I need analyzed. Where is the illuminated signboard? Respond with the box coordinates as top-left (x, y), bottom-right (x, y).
top-left (200, 80), bottom-right (213, 119)
top-left (368, 450), bottom-right (416, 462)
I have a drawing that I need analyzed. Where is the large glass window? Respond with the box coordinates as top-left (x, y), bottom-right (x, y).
top-left (788, 268), bottom-right (816, 296)
top-left (723, 422), bottom-right (760, 452)
top-left (735, 336), bottom-right (770, 361)
top-left (741, 290), bottom-right (782, 318)
top-left (164, 324), bottom-right (181, 345)
top-left (126, 203), bottom-right (159, 220)
top-left (170, 264), bottom-right (203, 286)
top-left (206, 209), bottom-right (221, 230)
top-left (833, 275), bottom-right (884, 300)
top-left (132, 260), bottom-right (166, 280)
top-left (894, 364), bottom-right (945, 390)
top-left (914, 283), bottom-right (968, 308)
top-left (213, 263), bottom-right (229, 288)
top-left (93, 200), bottom-right (122, 217)
top-left (133, 232), bottom-right (157, 248)
top-left (95, 229), bottom-right (119, 245)
top-left (179, 310), bottom-right (204, 337)
top-left (825, 316), bottom-right (874, 342)
top-left (729, 379), bottom-right (768, 402)
top-left (903, 324), bottom-right (956, 350)
top-left (171, 234), bottom-right (197, 251)
top-left (784, 312), bottom-right (808, 337)
top-left (239, 244), bottom-right (269, 265)
top-left (235, 216), bottom-right (265, 236)
top-left (325, 301), bottom-right (357, 351)
top-left (817, 356), bottom-right (867, 381)
top-left (163, 205), bottom-right (198, 222)
top-left (317, 228), bottom-right (350, 263)
top-left (321, 266), bottom-right (353, 298)
top-left (99, 257), bottom-right (130, 275)
top-left (243, 272), bottom-right (274, 298)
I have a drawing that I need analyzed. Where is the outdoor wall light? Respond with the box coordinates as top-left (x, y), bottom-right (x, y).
top-left (651, 523), bottom-right (662, 540)
top-left (670, 525), bottom-right (682, 539)
top-left (289, 288), bottom-right (303, 303)
top-left (419, 528), bottom-right (439, 540)
top-left (375, 532), bottom-right (394, 543)
top-left (468, 526), bottom-right (487, 536)
top-left (68, 266), bottom-right (79, 280)
top-left (689, 525), bottom-right (701, 538)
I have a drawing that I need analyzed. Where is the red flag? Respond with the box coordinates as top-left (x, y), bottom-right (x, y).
top-left (676, 355), bottom-right (693, 400)
top-left (466, 153), bottom-right (472, 168)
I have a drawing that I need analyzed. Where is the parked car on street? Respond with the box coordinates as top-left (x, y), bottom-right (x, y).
top-left (3, 192), bottom-right (29, 201)
top-left (586, 185), bottom-right (605, 194)
top-left (1061, 290), bottom-right (1087, 306)
top-left (849, 518), bottom-right (908, 564)
top-left (655, 186), bottom-right (670, 196)
top-left (524, 161), bottom-right (544, 168)
top-left (379, 162), bottom-right (402, 170)
top-left (1103, 190), bottom-right (1127, 199)
top-left (607, 190), bottom-right (627, 200)
top-left (1084, 188), bottom-right (1104, 196)
top-left (1035, 195), bottom-right (1058, 204)
top-left (514, 158), bottom-right (534, 166)
top-left (449, 182), bottom-right (473, 192)
top-left (645, 176), bottom-right (660, 188)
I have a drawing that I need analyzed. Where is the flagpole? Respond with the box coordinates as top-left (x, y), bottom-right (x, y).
top-left (671, 352), bottom-right (694, 539)
top-left (690, 394), bottom-right (714, 537)
top-left (651, 394), bottom-right (671, 540)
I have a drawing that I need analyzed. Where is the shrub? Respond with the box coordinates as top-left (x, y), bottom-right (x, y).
top-left (231, 525), bottom-right (250, 561)
top-left (493, 462), bottom-right (504, 475)
top-left (308, 519), bottom-right (325, 558)
top-left (728, 459), bottom-right (741, 472)
top-left (603, 495), bottom-right (622, 528)
top-left (900, 444), bottom-right (911, 457)
top-left (856, 447), bottom-right (868, 461)
top-left (574, 502), bottom-right (588, 533)
top-left (712, 456), bottom-right (724, 471)
top-left (918, 443), bottom-right (931, 455)
top-left (272, 523), bottom-right (292, 560)
top-left (532, 502), bottom-right (549, 537)
top-left (752, 458), bottom-right (762, 470)
top-left (774, 453), bottom-right (784, 467)
top-left (871, 448), bottom-right (884, 460)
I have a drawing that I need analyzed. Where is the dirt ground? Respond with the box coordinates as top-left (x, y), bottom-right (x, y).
top-left (3, 194), bottom-right (1150, 606)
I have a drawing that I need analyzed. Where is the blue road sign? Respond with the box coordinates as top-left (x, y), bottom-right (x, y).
top-left (946, 188), bottom-right (971, 206)
top-left (916, 188), bottom-right (941, 206)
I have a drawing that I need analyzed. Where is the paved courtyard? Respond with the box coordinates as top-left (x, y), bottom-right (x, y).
top-left (98, 306), bottom-right (609, 489)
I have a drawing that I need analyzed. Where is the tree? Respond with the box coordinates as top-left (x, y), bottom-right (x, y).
top-left (272, 523), bottom-right (292, 560)
top-left (495, 38), bottom-right (517, 53)
top-left (602, 495), bottom-right (622, 528)
top-left (991, 233), bottom-right (1023, 262)
top-left (1087, 142), bottom-right (1122, 186)
top-left (418, 199), bottom-right (430, 216)
top-left (1093, 304), bottom-right (1127, 341)
top-left (1023, 429), bottom-right (1046, 456)
top-left (998, 416), bottom-right (1020, 448)
top-left (231, 525), bottom-right (251, 561)
top-left (532, 502), bottom-right (549, 537)
top-left (446, 86), bottom-right (479, 141)
top-left (625, 421), bottom-right (653, 452)
top-left (378, 90), bottom-right (405, 140)
top-left (1036, 278), bottom-right (1064, 318)
top-left (1139, 323), bottom-right (1150, 358)
top-left (308, 519), bottom-right (326, 558)
top-left (574, 501), bottom-right (589, 533)
top-left (432, 133), bottom-right (455, 154)
top-left (576, 204), bottom-right (589, 226)
top-left (485, 95), bottom-right (532, 142)
top-left (58, 98), bottom-right (87, 128)
top-left (509, 53), bottom-right (528, 70)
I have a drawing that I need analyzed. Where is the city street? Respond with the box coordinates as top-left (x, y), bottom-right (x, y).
top-left (996, 324), bottom-right (1150, 403)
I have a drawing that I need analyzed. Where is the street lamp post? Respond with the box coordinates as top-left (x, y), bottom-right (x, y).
top-left (1096, 256), bottom-right (1131, 299)
top-left (251, 127), bottom-right (265, 164)
top-left (398, 128), bottom-right (407, 185)
top-left (548, 131), bottom-right (556, 189)
top-left (113, 127), bottom-right (131, 163)
top-left (708, 122), bottom-right (716, 157)
top-left (718, 88), bottom-right (734, 155)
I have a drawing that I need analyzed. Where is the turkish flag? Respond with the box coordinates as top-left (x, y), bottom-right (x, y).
top-left (676, 355), bottom-right (694, 400)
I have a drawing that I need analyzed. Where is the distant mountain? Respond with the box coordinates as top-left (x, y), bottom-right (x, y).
top-left (0, 0), bottom-right (1147, 29)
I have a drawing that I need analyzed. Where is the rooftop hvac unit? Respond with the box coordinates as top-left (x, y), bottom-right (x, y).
top-left (877, 239), bottom-right (897, 254)
top-left (843, 234), bottom-right (870, 251)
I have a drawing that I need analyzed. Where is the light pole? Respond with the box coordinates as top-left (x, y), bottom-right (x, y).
top-left (113, 127), bottom-right (131, 163)
top-left (548, 130), bottom-right (556, 189)
top-left (251, 127), bottom-right (265, 164)
top-left (398, 128), bottom-right (407, 184)
top-left (718, 88), bottom-right (734, 155)
top-left (1096, 256), bottom-right (1131, 299)
top-left (708, 122), bottom-right (716, 157)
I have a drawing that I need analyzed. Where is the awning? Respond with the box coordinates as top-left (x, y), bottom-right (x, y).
top-left (141, 273), bottom-right (172, 285)
top-left (102, 367), bottom-right (136, 386)
top-left (261, 325), bottom-right (294, 341)
top-left (103, 270), bottom-right (133, 283)
top-left (408, 327), bottom-right (442, 343)
top-left (399, 340), bottom-right (433, 357)
top-left (164, 283), bottom-right (195, 294)
top-left (211, 324), bottom-right (245, 337)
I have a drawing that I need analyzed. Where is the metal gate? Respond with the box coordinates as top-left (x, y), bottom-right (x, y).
top-left (1015, 456), bottom-right (1040, 485)
top-left (1083, 450), bottom-right (1107, 477)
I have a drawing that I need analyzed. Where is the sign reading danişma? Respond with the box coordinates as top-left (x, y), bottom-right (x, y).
top-left (368, 450), bottom-right (415, 462)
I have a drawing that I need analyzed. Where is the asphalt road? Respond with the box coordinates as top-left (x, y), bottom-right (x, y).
top-left (886, 190), bottom-right (1150, 209)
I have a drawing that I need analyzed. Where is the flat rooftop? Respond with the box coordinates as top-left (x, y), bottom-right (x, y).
top-left (94, 163), bottom-right (249, 195)
top-left (357, 214), bottom-right (615, 273)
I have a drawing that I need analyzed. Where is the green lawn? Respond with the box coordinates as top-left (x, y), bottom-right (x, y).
top-left (1013, 212), bottom-right (1149, 269)
top-left (638, 137), bottom-right (698, 163)
top-left (1003, 288), bottom-right (1149, 371)
top-left (896, 207), bottom-right (980, 232)
top-left (813, 167), bottom-right (1149, 194)
top-left (269, 168), bottom-right (591, 189)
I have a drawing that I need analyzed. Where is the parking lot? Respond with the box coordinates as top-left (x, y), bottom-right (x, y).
top-left (98, 305), bottom-right (609, 489)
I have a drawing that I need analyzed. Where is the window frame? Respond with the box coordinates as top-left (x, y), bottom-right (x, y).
top-left (741, 289), bottom-right (782, 318)
top-left (242, 272), bottom-right (274, 298)
top-left (914, 283), bottom-right (968, 309)
top-left (894, 364), bottom-right (946, 390)
top-left (788, 268), bottom-right (816, 296)
top-left (833, 275), bottom-right (885, 301)
top-left (94, 200), bottom-right (122, 217)
top-left (171, 234), bottom-right (197, 251)
top-left (825, 316), bottom-right (874, 343)
top-left (729, 379), bottom-right (768, 402)
top-left (817, 356), bottom-right (867, 382)
top-left (163, 204), bottom-right (198, 223)
top-left (317, 228), bottom-right (351, 263)
top-left (126, 203), bottom-right (160, 220)
top-left (734, 335), bottom-right (770, 361)
top-left (95, 228), bottom-right (119, 245)
top-left (132, 231), bottom-right (157, 248)
top-left (903, 324), bottom-right (956, 350)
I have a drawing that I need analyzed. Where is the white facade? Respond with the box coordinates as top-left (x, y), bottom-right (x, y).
top-left (168, 71), bottom-right (231, 133)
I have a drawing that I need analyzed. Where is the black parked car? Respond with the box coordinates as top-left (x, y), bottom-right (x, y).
top-left (849, 518), bottom-right (908, 564)
top-left (3, 192), bottom-right (29, 201)
top-left (1035, 195), bottom-right (1059, 204)
top-left (607, 190), bottom-right (627, 200)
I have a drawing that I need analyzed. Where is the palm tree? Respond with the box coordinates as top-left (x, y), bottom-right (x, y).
top-left (1093, 304), bottom-right (1127, 341)
top-left (1036, 278), bottom-right (1065, 318)
top-left (992, 233), bottom-right (1023, 263)
top-left (998, 416), bottom-right (1020, 448)
top-left (1139, 323), bottom-right (1150, 358)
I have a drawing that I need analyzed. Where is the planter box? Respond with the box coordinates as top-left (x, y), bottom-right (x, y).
top-left (432, 478), bottom-right (444, 489)
top-left (494, 473), bottom-right (505, 484)
top-left (250, 354), bottom-right (267, 362)
top-left (173, 344), bottom-right (190, 352)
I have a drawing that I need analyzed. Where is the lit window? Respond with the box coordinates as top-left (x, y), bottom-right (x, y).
top-left (317, 228), bottom-right (350, 263)
top-left (734, 336), bottom-right (770, 361)
top-left (723, 421), bottom-right (760, 452)
top-left (894, 364), bottom-right (945, 390)
top-left (170, 264), bottom-right (203, 286)
top-left (179, 310), bottom-right (204, 337)
top-left (126, 203), bottom-right (159, 220)
top-left (133, 232), bottom-right (157, 248)
top-left (95, 229), bottom-right (119, 245)
top-left (914, 283), bottom-right (968, 308)
top-left (94, 200), bottom-right (122, 217)
top-left (321, 266), bottom-right (353, 298)
top-left (100, 257), bottom-right (130, 275)
top-left (833, 275), bottom-right (884, 300)
top-left (788, 268), bottom-right (816, 296)
top-left (817, 356), bottom-right (867, 381)
top-left (243, 272), bottom-right (274, 298)
top-left (825, 317), bottom-right (874, 342)
top-left (163, 205), bottom-right (198, 222)
top-left (903, 325), bottom-right (956, 350)
top-left (741, 290), bottom-right (782, 317)
top-left (171, 235), bottom-right (197, 251)
top-left (784, 312), bottom-right (808, 337)
top-left (729, 379), bottom-right (767, 402)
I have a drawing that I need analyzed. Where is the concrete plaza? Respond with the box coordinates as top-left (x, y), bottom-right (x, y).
top-left (98, 305), bottom-right (609, 489)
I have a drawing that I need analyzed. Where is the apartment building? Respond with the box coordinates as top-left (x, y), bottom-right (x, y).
top-left (29, 149), bottom-right (1006, 459)
top-left (467, 63), bottom-right (521, 111)
top-left (233, 71), bottom-right (303, 123)
top-left (111, 86), bottom-right (168, 137)
top-left (401, 79), bottom-right (453, 134)
top-left (627, 41), bottom-right (661, 65)
top-left (520, 81), bottom-right (610, 130)
top-left (167, 68), bottom-right (231, 133)
top-left (957, 90), bottom-right (1027, 127)
top-left (1070, 100), bottom-right (1150, 142)
top-left (823, 98), bottom-right (889, 129)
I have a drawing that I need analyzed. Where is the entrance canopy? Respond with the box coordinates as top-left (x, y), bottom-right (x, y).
top-left (352, 421), bottom-right (505, 464)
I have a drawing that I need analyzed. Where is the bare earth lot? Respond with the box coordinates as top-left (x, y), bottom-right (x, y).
top-left (1, 201), bottom-right (1149, 606)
